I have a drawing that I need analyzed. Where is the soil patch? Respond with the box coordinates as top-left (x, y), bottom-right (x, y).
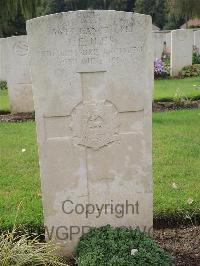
top-left (154, 226), bottom-right (200, 266)
top-left (0, 112), bottom-right (35, 122)
top-left (153, 100), bottom-right (200, 112)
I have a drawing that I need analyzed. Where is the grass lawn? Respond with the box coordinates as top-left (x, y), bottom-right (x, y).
top-left (0, 109), bottom-right (200, 230)
top-left (1, 77), bottom-right (200, 113)
top-left (0, 90), bottom-right (10, 113)
top-left (0, 122), bottom-right (42, 229)
top-left (153, 109), bottom-right (200, 219)
top-left (154, 77), bottom-right (200, 101)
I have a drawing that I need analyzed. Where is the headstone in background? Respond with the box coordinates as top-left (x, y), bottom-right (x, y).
top-left (171, 29), bottom-right (193, 77)
top-left (27, 10), bottom-right (153, 255)
top-left (165, 31), bottom-right (171, 55)
top-left (6, 35), bottom-right (34, 113)
top-left (0, 38), bottom-right (8, 81)
top-left (153, 32), bottom-right (166, 59)
top-left (194, 30), bottom-right (200, 52)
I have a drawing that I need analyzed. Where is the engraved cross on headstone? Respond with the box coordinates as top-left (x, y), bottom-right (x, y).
top-left (71, 71), bottom-right (120, 150)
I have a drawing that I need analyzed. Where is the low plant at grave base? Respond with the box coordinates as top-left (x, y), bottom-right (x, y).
top-left (75, 225), bottom-right (172, 266)
top-left (179, 64), bottom-right (200, 78)
top-left (0, 80), bottom-right (7, 90)
top-left (162, 55), bottom-right (170, 67)
top-left (154, 58), bottom-right (170, 79)
top-left (0, 227), bottom-right (67, 266)
top-left (173, 88), bottom-right (192, 107)
top-left (193, 46), bottom-right (200, 65)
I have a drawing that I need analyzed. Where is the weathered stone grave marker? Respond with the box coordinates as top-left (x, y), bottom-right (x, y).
top-left (165, 31), bottom-right (171, 55)
top-left (0, 38), bottom-right (7, 81)
top-left (27, 10), bottom-right (153, 255)
top-left (153, 31), bottom-right (166, 59)
top-left (6, 35), bottom-right (34, 113)
top-left (171, 29), bottom-right (193, 77)
top-left (194, 30), bottom-right (200, 52)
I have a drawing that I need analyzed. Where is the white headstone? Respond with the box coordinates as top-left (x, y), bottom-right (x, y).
top-left (194, 30), bottom-right (200, 52)
top-left (171, 29), bottom-right (193, 77)
top-left (6, 36), bottom-right (34, 113)
top-left (0, 38), bottom-right (7, 81)
top-left (165, 31), bottom-right (171, 55)
top-left (153, 32), bottom-right (166, 59)
top-left (27, 10), bottom-right (153, 255)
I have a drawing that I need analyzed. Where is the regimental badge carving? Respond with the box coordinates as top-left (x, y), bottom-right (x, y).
top-left (71, 101), bottom-right (120, 150)
top-left (14, 41), bottom-right (29, 56)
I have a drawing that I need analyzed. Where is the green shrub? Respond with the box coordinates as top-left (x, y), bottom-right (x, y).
top-left (75, 225), bottom-right (172, 266)
top-left (161, 51), bottom-right (170, 66)
top-left (193, 52), bottom-right (200, 65)
top-left (180, 64), bottom-right (200, 77)
top-left (0, 80), bottom-right (7, 90)
top-left (0, 227), bottom-right (67, 266)
top-left (193, 46), bottom-right (200, 64)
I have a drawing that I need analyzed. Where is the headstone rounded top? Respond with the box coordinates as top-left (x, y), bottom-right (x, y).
top-left (27, 10), bottom-right (151, 25)
top-left (171, 29), bottom-right (193, 41)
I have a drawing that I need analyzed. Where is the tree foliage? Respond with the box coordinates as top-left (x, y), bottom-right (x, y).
top-left (43, 0), bottom-right (136, 14)
top-left (0, 0), bottom-right (41, 19)
top-left (168, 0), bottom-right (200, 19)
top-left (134, 0), bottom-right (166, 28)
top-left (1, 0), bottom-right (200, 37)
top-left (0, 0), bottom-right (41, 37)
top-left (1, 9), bottom-right (26, 37)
